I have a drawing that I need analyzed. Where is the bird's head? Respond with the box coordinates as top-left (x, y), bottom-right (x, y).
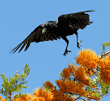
top-left (42, 21), bottom-right (58, 27)
top-left (41, 21), bottom-right (58, 34)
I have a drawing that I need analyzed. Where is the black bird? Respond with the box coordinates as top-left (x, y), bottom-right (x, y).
top-left (10, 10), bottom-right (94, 56)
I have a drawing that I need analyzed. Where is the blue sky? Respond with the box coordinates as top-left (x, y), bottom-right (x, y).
top-left (0, 0), bottom-right (110, 101)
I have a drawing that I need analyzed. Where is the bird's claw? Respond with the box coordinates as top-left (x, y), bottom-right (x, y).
top-left (77, 40), bottom-right (82, 48)
top-left (63, 50), bottom-right (72, 56)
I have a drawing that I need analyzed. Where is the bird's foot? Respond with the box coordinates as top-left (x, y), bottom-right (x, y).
top-left (77, 40), bottom-right (82, 49)
top-left (63, 50), bottom-right (72, 56)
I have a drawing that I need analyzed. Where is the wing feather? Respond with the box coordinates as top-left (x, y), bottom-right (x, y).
top-left (10, 43), bottom-right (22, 54)
top-left (25, 43), bottom-right (31, 51)
top-left (58, 10), bottom-right (94, 30)
top-left (18, 43), bottom-right (26, 53)
top-left (10, 21), bottom-right (62, 54)
top-left (10, 25), bottom-right (43, 53)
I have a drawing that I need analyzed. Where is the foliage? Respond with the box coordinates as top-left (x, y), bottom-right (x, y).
top-left (0, 64), bottom-right (31, 101)
top-left (1, 48), bottom-right (110, 101)
top-left (102, 41), bottom-right (110, 51)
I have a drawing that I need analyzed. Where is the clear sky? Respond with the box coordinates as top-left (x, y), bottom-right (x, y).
top-left (0, 0), bottom-right (110, 101)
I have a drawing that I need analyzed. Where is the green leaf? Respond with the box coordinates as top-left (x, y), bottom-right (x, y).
top-left (0, 64), bottom-right (31, 101)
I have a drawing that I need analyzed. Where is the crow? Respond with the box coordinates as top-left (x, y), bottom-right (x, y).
top-left (10, 10), bottom-right (94, 56)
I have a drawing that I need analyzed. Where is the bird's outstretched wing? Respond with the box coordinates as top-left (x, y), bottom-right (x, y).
top-left (10, 25), bottom-right (43, 54)
top-left (10, 21), bottom-right (61, 54)
top-left (58, 10), bottom-right (94, 30)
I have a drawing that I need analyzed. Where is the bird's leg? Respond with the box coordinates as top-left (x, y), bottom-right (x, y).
top-left (61, 37), bottom-right (72, 56)
top-left (75, 32), bottom-right (82, 48)
top-left (78, 40), bottom-right (82, 47)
